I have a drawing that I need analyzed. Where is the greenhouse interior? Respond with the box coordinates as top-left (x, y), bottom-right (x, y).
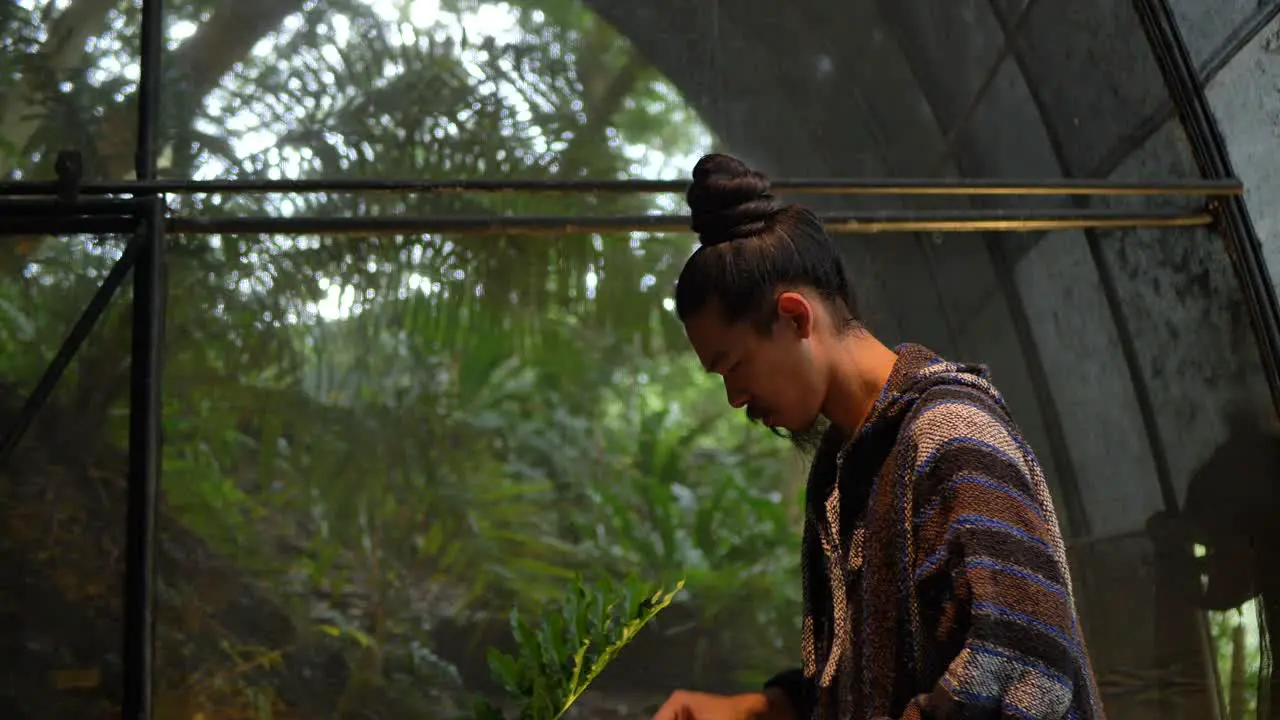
top-left (2, 0), bottom-right (1280, 718)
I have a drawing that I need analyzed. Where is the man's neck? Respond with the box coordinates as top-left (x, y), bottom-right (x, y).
top-left (822, 334), bottom-right (898, 438)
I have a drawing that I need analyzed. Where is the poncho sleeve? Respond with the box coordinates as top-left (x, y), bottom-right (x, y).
top-left (889, 393), bottom-right (1094, 720)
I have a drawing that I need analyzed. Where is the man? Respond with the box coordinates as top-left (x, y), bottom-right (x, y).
top-left (652, 153), bottom-right (1105, 720)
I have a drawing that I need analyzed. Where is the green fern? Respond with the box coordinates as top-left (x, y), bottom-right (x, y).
top-left (475, 576), bottom-right (685, 720)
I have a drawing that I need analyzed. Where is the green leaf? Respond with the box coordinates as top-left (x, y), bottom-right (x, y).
top-left (487, 648), bottom-right (524, 695)
top-left (473, 577), bottom-right (684, 720)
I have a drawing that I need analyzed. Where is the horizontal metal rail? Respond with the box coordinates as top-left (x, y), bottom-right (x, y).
top-left (2, 197), bottom-right (141, 215)
top-left (0, 217), bottom-right (139, 235)
top-left (164, 208), bottom-right (1213, 236)
top-left (0, 176), bottom-right (1244, 198)
top-left (0, 206), bottom-right (1212, 237)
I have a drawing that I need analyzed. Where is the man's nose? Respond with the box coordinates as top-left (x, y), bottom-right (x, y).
top-left (726, 383), bottom-right (749, 409)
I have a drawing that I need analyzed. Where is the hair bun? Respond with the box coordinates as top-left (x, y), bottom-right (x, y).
top-left (686, 153), bottom-right (780, 246)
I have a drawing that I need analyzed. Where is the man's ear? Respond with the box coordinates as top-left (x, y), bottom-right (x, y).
top-left (776, 291), bottom-right (814, 339)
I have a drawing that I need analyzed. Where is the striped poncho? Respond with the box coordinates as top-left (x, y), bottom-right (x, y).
top-left (767, 344), bottom-right (1105, 720)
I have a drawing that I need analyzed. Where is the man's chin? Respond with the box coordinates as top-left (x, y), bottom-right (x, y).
top-left (771, 415), bottom-right (829, 455)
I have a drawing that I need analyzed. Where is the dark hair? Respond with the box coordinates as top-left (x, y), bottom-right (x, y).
top-left (673, 153), bottom-right (860, 331)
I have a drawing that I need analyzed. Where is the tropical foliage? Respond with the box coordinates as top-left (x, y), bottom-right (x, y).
top-left (1, 0), bottom-right (801, 717)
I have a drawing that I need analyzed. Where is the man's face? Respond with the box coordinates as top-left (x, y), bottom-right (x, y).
top-left (683, 294), bottom-right (827, 434)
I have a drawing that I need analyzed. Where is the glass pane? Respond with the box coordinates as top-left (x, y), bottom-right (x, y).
top-left (159, 0), bottom-right (712, 182)
top-left (159, 222), bottom-right (800, 716)
top-left (1204, 18), bottom-right (1280, 714)
top-left (1, 2), bottom-right (142, 183)
top-left (1207, 11), bottom-right (1280, 300)
top-left (141, 1), bottom-right (1277, 719)
top-left (151, 0), bottom-right (1272, 182)
top-left (1167, 0), bottom-right (1270, 73)
top-left (1085, 118), bottom-right (1273, 720)
top-left (0, 234), bottom-right (131, 716)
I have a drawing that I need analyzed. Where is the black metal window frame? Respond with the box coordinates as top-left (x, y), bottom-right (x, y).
top-left (0, 0), bottom-right (1278, 718)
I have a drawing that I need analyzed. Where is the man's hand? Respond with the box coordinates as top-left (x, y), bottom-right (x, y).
top-left (651, 689), bottom-right (795, 720)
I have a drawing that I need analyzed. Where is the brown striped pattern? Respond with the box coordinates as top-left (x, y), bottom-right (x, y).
top-left (788, 345), bottom-right (1106, 720)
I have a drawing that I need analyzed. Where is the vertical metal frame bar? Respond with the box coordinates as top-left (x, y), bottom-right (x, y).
top-left (1133, 3), bottom-right (1280, 719)
top-left (123, 0), bottom-right (165, 715)
top-left (123, 198), bottom-right (164, 720)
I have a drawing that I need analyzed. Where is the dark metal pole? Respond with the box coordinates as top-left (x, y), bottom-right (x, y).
top-left (0, 196), bottom-right (140, 235)
top-left (1131, 0), bottom-right (1280, 417)
top-left (0, 206), bottom-right (1213, 237)
top-left (124, 199), bottom-right (163, 720)
top-left (160, 207), bottom-right (1212, 236)
top-left (0, 175), bottom-right (1247, 198)
top-left (0, 197), bottom-right (140, 216)
top-left (0, 241), bottom-right (142, 467)
top-left (0, 217), bottom-right (140, 235)
top-left (124, 0), bottom-right (164, 713)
